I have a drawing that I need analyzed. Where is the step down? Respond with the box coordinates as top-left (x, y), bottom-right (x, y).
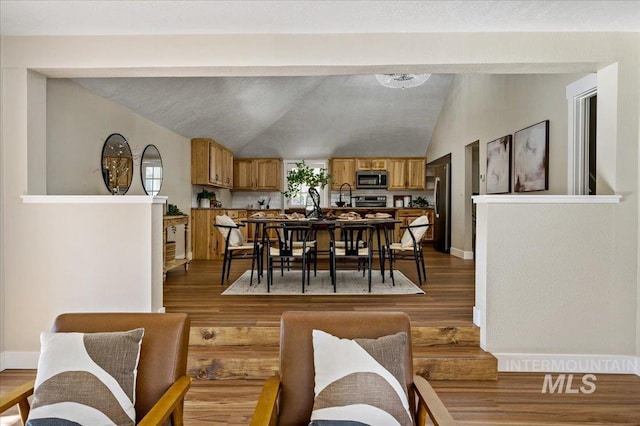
top-left (190, 325), bottom-right (480, 347)
top-left (188, 345), bottom-right (496, 381)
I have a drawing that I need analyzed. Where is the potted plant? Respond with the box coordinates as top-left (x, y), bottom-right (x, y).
top-left (257, 198), bottom-right (267, 209)
top-left (197, 189), bottom-right (215, 208)
top-left (282, 161), bottom-right (333, 200)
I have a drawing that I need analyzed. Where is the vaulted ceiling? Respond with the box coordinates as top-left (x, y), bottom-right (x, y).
top-left (72, 74), bottom-right (453, 158)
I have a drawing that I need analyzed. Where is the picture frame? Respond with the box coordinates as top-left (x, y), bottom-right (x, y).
top-left (486, 135), bottom-right (512, 194)
top-left (513, 120), bottom-right (549, 192)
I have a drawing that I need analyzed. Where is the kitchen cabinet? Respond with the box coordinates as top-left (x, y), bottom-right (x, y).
top-left (387, 158), bottom-right (426, 190)
top-left (233, 158), bottom-right (282, 191)
top-left (356, 158), bottom-right (388, 171)
top-left (395, 208), bottom-right (434, 242)
top-left (330, 158), bottom-right (356, 189)
top-left (191, 138), bottom-right (233, 189)
top-left (191, 209), bottom-right (248, 259)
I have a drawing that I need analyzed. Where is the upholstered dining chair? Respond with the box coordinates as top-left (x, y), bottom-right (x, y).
top-left (215, 214), bottom-right (263, 286)
top-left (250, 311), bottom-right (456, 426)
top-left (384, 215), bottom-right (431, 287)
top-left (0, 312), bottom-right (191, 426)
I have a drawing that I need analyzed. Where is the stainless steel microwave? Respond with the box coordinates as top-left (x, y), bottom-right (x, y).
top-left (356, 171), bottom-right (388, 189)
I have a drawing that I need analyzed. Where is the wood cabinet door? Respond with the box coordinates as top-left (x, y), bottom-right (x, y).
top-left (387, 159), bottom-right (407, 190)
top-left (424, 209), bottom-right (435, 241)
top-left (192, 209), bottom-right (213, 259)
top-left (406, 158), bottom-right (426, 190)
top-left (255, 159), bottom-right (282, 190)
top-left (233, 159), bottom-right (254, 190)
top-left (331, 158), bottom-right (356, 189)
top-left (191, 139), bottom-right (211, 185)
top-left (222, 149), bottom-right (234, 188)
top-left (209, 143), bottom-right (222, 185)
top-left (356, 159), bottom-right (372, 171)
top-left (370, 158), bottom-right (388, 170)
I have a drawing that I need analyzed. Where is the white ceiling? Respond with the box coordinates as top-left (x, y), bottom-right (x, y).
top-left (2, 1), bottom-right (639, 35)
top-left (4, 1), bottom-right (639, 158)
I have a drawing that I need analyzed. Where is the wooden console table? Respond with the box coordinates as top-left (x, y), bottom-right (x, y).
top-left (163, 215), bottom-right (190, 280)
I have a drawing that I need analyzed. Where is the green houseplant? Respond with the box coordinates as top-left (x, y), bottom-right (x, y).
top-left (197, 189), bottom-right (216, 208)
top-left (282, 161), bottom-right (334, 199)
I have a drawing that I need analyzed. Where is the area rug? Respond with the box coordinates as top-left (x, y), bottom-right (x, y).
top-left (222, 270), bottom-right (424, 295)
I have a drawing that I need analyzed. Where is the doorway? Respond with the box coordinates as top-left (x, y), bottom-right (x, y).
top-left (465, 141), bottom-right (480, 259)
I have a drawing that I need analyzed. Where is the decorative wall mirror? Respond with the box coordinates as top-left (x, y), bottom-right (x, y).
top-left (101, 133), bottom-right (133, 195)
top-left (140, 144), bottom-right (163, 196)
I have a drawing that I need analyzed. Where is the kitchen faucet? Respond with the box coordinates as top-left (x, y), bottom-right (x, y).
top-left (339, 182), bottom-right (353, 207)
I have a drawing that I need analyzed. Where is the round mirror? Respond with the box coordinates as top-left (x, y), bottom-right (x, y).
top-left (101, 133), bottom-right (133, 195)
top-left (140, 144), bottom-right (163, 196)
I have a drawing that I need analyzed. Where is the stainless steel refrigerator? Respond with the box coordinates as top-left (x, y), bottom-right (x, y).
top-left (429, 157), bottom-right (451, 253)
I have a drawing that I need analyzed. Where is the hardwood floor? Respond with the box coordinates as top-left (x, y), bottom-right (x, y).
top-left (163, 246), bottom-right (476, 327)
top-left (2, 372), bottom-right (640, 425)
top-left (3, 247), bottom-right (640, 424)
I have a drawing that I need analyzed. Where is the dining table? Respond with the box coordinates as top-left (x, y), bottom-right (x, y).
top-left (242, 215), bottom-right (401, 283)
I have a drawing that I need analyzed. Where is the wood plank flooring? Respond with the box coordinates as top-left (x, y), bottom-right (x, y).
top-left (2, 371), bottom-right (640, 425)
top-left (163, 246), bottom-right (477, 327)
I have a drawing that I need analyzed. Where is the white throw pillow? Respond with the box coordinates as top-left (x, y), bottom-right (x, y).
top-left (27, 328), bottom-right (144, 426)
top-left (400, 215), bottom-right (430, 248)
top-left (310, 329), bottom-right (412, 426)
top-left (215, 214), bottom-right (245, 247)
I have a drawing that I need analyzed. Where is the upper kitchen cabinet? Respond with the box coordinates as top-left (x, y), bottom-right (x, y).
top-left (191, 138), bottom-right (233, 189)
top-left (233, 158), bottom-right (282, 191)
top-left (330, 158), bottom-right (356, 189)
top-left (356, 158), bottom-right (388, 171)
top-left (388, 158), bottom-right (426, 190)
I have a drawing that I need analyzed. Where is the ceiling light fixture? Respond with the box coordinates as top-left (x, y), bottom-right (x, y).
top-left (375, 73), bottom-right (431, 89)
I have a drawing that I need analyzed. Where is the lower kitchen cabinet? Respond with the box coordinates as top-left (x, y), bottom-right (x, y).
top-left (191, 208), bottom-right (248, 259)
top-left (395, 208), bottom-right (434, 242)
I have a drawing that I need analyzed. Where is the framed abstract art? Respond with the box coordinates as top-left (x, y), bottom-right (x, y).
top-left (513, 120), bottom-right (549, 192)
top-left (486, 135), bottom-right (512, 194)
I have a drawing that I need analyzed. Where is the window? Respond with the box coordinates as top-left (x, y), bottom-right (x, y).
top-left (283, 160), bottom-right (330, 209)
top-left (143, 163), bottom-right (163, 196)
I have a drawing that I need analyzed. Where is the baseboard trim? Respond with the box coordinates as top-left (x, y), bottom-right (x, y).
top-left (473, 306), bottom-right (481, 327)
top-left (1, 351), bottom-right (40, 370)
top-left (494, 353), bottom-right (639, 375)
top-left (450, 247), bottom-right (474, 260)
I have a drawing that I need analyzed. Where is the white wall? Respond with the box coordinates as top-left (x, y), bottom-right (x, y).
top-left (476, 198), bottom-right (630, 354)
top-left (427, 73), bottom-right (585, 254)
top-left (46, 78), bottom-right (192, 257)
top-left (2, 196), bottom-right (164, 367)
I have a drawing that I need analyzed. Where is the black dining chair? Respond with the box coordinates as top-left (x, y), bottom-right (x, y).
top-left (384, 215), bottom-right (431, 287)
top-left (214, 214), bottom-right (263, 286)
top-left (328, 223), bottom-right (375, 292)
top-left (264, 223), bottom-right (314, 293)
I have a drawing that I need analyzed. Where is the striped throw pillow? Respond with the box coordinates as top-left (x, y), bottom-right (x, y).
top-left (310, 329), bottom-right (412, 426)
top-left (26, 328), bottom-right (144, 426)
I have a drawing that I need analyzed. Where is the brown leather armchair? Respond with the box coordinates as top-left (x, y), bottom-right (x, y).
top-left (0, 312), bottom-right (191, 426)
top-left (251, 311), bottom-right (456, 426)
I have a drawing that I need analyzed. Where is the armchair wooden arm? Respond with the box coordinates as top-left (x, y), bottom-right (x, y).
top-left (249, 374), bottom-right (456, 426)
top-left (250, 375), bottom-right (281, 426)
top-left (413, 375), bottom-right (457, 426)
top-left (1, 377), bottom-right (191, 426)
top-left (0, 380), bottom-right (35, 424)
top-left (138, 375), bottom-right (192, 426)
